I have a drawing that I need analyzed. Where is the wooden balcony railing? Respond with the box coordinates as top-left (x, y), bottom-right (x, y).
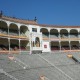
top-left (0, 33), bottom-right (29, 40)
top-left (0, 51), bottom-right (20, 54)
top-left (0, 33), bottom-right (8, 37)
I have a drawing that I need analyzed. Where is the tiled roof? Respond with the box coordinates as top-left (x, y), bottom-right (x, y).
top-left (0, 15), bottom-right (38, 25)
top-left (37, 24), bottom-right (80, 28)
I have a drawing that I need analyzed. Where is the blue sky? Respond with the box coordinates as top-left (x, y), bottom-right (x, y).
top-left (0, 0), bottom-right (80, 26)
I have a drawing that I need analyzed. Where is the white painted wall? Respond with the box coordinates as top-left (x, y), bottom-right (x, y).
top-left (29, 32), bottom-right (43, 51)
top-left (42, 41), bottom-right (50, 52)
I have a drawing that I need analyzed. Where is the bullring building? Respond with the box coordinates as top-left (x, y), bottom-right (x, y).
top-left (0, 12), bottom-right (80, 54)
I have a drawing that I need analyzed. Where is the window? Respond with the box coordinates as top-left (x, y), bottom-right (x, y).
top-left (32, 28), bottom-right (37, 32)
top-left (44, 45), bottom-right (47, 48)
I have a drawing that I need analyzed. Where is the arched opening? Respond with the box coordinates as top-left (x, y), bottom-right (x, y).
top-left (50, 41), bottom-right (59, 51)
top-left (20, 40), bottom-right (29, 51)
top-left (9, 23), bottom-right (19, 36)
top-left (70, 29), bottom-right (78, 38)
top-left (35, 37), bottom-right (40, 47)
top-left (10, 39), bottom-right (19, 51)
top-left (50, 29), bottom-right (59, 38)
top-left (78, 31), bottom-right (80, 38)
top-left (0, 38), bottom-right (9, 51)
top-left (60, 29), bottom-right (68, 38)
top-left (70, 41), bottom-right (79, 50)
top-left (20, 25), bottom-right (29, 37)
top-left (61, 41), bottom-right (70, 50)
top-left (40, 28), bottom-right (49, 38)
top-left (0, 21), bottom-right (8, 35)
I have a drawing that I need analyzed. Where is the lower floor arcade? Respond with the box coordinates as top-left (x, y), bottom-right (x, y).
top-left (0, 38), bottom-right (30, 53)
top-left (51, 41), bottom-right (80, 51)
top-left (0, 37), bottom-right (80, 53)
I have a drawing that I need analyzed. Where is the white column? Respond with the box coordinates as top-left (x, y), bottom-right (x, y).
top-left (29, 33), bottom-right (32, 54)
top-left (69, 41), bottom-right (71, 50)
top-left (8, 38), bottom-right (10, 54)
top-left (48, 28), bottom-right (51, 53)
top-left (7, 24), bottom-right (10, 54)
top-left (67, 29), bottom-right (70, 39)
top-left (19, 39), bottom-right (21, 54)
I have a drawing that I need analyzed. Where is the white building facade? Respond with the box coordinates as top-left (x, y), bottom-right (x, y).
top-left (0, 15), bottom-right (80, 54)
